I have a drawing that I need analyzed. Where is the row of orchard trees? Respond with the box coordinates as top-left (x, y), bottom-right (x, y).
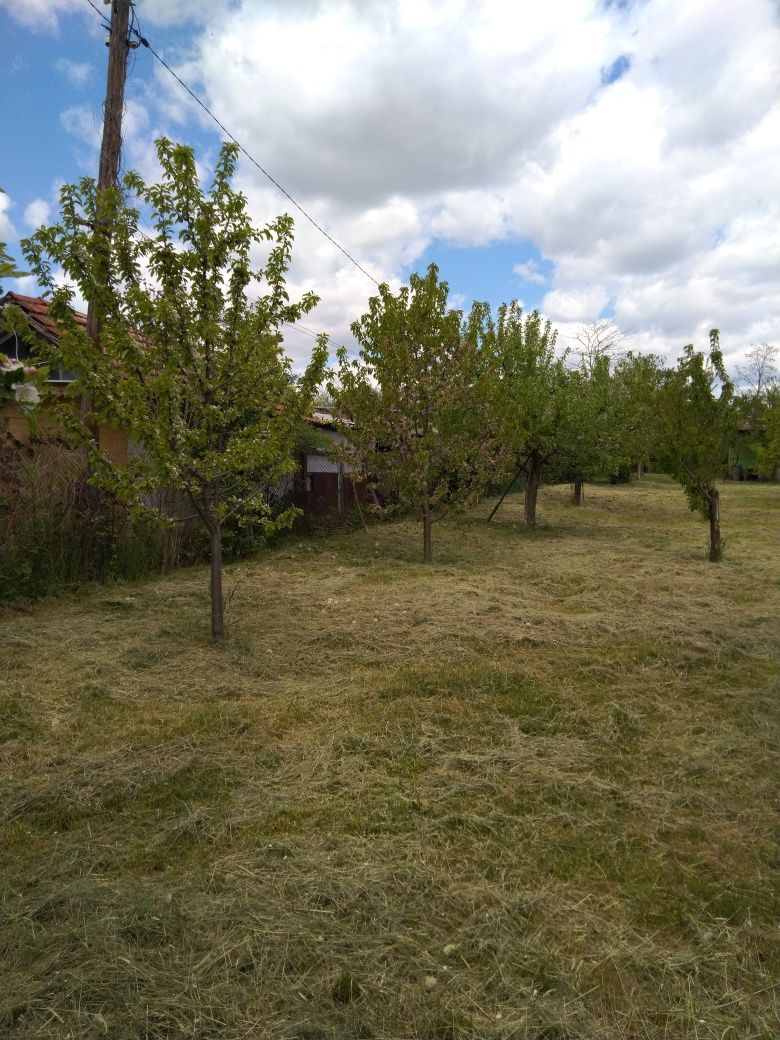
top-left (332, 265), bottom-right (740, 567)
top-left (6, 139), bottom-right (768, 638)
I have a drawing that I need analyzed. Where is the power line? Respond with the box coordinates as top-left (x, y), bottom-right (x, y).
top-left (282, 322), bottom-right (362, 360)
top-left (285, 322), bottom-right (318, 340)
top-left (81, 0), bottom-right (368, 361)
top-left (87, 0), bottom-right (382, 288)
top-left (82, 0), bottom-right (108, 22)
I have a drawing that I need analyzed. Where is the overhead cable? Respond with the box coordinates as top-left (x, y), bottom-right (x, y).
top-left (105, 1), bottom-right (382, 287)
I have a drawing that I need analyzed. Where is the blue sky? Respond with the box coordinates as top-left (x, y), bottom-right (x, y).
top-left (1, 0), bottom-right (778, 369)
top-left (407, 240), bottom-right (554, 316)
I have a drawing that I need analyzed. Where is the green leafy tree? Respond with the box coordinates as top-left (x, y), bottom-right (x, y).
top-left (481, 302), bottom-right (565, 526)
top-left (657, 331), bottom-right (735, 562)
top-left (0, 350), bottom-right (45, 414)
top-left (611, 352), bottom-right (665, 479)
top-left (553, 354), bottom-right (627, 504)
top-left (333, 265), bottom-right (494, 563)
top-left (752, 386), bottom-right (780, 478)
top-left (22, 139), bottom-right (327, 638)
top-left (1, 239), bottom-right (26, 283)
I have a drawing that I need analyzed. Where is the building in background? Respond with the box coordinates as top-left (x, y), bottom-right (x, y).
top-left (1, 292), bottom-right (367, 519)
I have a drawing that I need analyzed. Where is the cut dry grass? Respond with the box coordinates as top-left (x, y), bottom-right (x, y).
top-left (1, 475), bottom-right (778, 1039)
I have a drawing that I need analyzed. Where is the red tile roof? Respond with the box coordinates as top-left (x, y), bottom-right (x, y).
top-left (1, 292), bottom-right (87, 341)
top-left (2, 293), bottom-right (352, 428)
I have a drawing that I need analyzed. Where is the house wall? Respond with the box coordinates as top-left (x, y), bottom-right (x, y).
top-left (3, 352), bottom-right (362, 518)
top-left (293, 427), bottom-right (368, 520)
top-left (295, 470), bottom-right (369, 520)
top-left (1, 389), bottom-right (128, 463)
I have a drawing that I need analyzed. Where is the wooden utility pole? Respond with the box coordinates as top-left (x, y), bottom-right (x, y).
top-left (85, 0), bottom-right (132, 357)
top-left (82, 0), bottom-right (132, 562)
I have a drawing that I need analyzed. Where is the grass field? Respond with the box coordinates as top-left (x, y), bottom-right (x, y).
top-left (1, 476), bottom-right (779, 1040)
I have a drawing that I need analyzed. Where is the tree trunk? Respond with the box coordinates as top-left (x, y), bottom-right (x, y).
top-left (707, 487), bottom-right (721, 562)
top-left (524, 454), bottom-right (542, 527)
top-left (209, 520), bottom-right (225, 638)
top-left (636, 461), bottom-right (644, 479)
top-left (573, 474), bottom-right (584, 505)
top-left (422, 503), bottom-right (432, 564)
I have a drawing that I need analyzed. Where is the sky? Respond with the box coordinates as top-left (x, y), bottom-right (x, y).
top-left (0, 0), bottom-right (778, 373)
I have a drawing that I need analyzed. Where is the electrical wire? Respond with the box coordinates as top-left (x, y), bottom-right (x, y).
top-left (282, 322), bottom-right (362, 361)
top-left (118, 3), bottom-right (381, 287)
top-left (80, 0), bottom-right (369, 361)
top-left (82, 0), bottom-right (380, 287)
top-left (82, 0), bottom-right (107, 21)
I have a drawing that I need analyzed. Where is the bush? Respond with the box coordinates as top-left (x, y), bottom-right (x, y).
top-left (609, 462), bottom-right (635, 484)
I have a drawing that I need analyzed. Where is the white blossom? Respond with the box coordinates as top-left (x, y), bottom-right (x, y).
top-left (12, 382), bottom-right (41, 405)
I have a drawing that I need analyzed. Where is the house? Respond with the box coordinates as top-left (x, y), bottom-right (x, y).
top-left (1, 292), bottom-right (367, 519)
top-left (297, 407), bottom-right (369, 520)
top-left (0, 291), bottom-right (128, 461)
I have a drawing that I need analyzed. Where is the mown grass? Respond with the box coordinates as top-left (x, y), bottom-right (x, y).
top-left (1, 475), bottom-right (778, 1039)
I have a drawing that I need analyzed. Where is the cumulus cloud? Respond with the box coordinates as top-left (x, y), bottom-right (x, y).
top-left (543, 286), bottom-right (610, 324)
top-left (0, 192), bottom-right (17, 241)
top-left (177, 0), bottom-right (611, 209)
top-left (60, 103), bottom-right (102, 151)
top-left (59, 95), bottom-right (174, 185)
top-left (23, 199), bottom-right (51, 229)
top-left (55, 58), bottom-right (92, 86)
top-left (10, 274), bottom-right (39, 297)
top-left (0, 0), bottom-right (83, 31)
top-left (514, 260), bottom-right (548, 286)
top-left (135, 0), bottom-right (236, 28)
top-left (147, 0), bottom-right (776, 360)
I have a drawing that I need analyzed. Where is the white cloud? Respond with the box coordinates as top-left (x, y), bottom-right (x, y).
top-left (149, 0), bottom-right (777, 359)
top-left (0, 192), bottom-right (17, 241)
top-left (10, 274), bottom-right (38, 297)
top-left (135, 0), bottom-right (235, 28)
top-left (0, 0), bottom-right (83, 31)
top-left (514, 260), bottom-right (548, 286)
top-left (543, 285), bottom-right (610, 324)
top-left (58, 96), bottom-right (170, 184)
top-left (60, 104), bottom-right (102, 150)
top-left (428, 190), bottom-right (510, 247)
top-left (52, 269), bottom-right (88, 315)
top-left (23, 199), bottom-right (51, 229)
top-left (177, 0), bottom-right (611, 211)
top-left (55, 58), bottom-right (92, 86)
